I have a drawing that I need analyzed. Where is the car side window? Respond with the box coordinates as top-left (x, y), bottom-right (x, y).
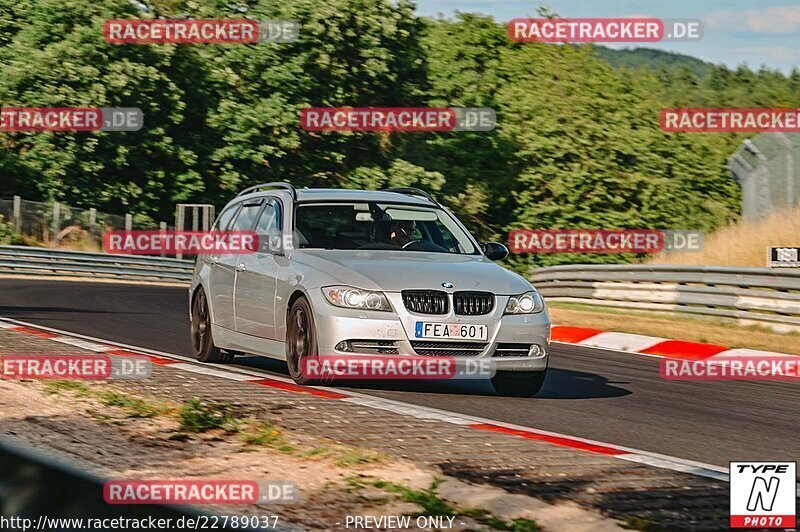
top-left (215, 204), bottom-right (240, 232)
top-left (230, 201), bottom-right (263, 231)
top-left (255, 201), bottom-right (280, 236)
top-left (254, 200), bottom-right (282, 252)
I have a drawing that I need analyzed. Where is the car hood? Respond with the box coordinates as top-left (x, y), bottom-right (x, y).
top-left (291, 249), bottom-right (533, 294)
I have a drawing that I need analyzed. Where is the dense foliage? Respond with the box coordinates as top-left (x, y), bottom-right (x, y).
top-left (591, 46), bottom-right (714, 78)
top-left (2, 0), bottom-right (800, 270)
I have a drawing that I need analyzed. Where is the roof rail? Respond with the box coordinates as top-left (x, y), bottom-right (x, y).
top-left (236, 182), bottom-right (297, 200)
top-left (380, 187), bottom-right (439, 206)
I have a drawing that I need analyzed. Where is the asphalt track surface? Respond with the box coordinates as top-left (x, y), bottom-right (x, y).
top-left (1, 278), bottom-right (797, 469)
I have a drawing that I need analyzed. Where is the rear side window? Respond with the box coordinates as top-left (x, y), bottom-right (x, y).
top-left (255, 201), bottom-right (281, 237)
top-left (254, 201), bottom-right (282, 252)
top-left (231, 201), bottom-right (263, 231)
top-left (215, 204), bottom-right (240, 231)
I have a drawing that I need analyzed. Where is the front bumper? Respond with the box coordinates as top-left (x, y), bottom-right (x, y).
top-left (308, 290), bottom-right (550, 372)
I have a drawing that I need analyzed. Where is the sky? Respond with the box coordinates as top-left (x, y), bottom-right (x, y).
top-left (415, 0), bottom-right (800, 73)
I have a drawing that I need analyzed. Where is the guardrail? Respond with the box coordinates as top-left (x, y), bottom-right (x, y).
top-left (1, 246), bottom-right (799, 333)
top-left (0, 438), bottom-right (258, 530)
top-left (532, 264), bottom-right (800, 333)
top-left (0, 245), bottom-right (193, 283)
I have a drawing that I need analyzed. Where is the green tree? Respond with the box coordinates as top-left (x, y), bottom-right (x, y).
top-left (0, 0), bottom-right (203, 223)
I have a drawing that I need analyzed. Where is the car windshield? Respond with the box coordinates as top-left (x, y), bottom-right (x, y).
top-left (294, 202), bottom-right (478, 254)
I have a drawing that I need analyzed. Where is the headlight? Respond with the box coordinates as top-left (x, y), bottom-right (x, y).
top-left (504, 291), bottom-right (544, 314)
top-left (322, 286), bottom-right (392, 312)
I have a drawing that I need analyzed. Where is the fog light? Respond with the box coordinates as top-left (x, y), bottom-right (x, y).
top-left (335, 341), bottom-right (351, 352)
top-left (528, 345), bottom-right (546, 358)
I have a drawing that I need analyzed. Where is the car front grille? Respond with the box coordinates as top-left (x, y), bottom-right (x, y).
top-left (410, 341), bottom-right (488, 357)
top-left (493, 343), bottom-right (532, 357)
top-left (402, 290), bottom-right (495, 315)
top-left (454, 291), bottom-right (494, 316)
top-left (402, 290), bottom-right (448, 315)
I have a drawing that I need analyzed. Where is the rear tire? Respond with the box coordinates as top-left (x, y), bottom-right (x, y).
top-left (286, 296), bottom-right (321, 385)
top-left (191, 287), bottom-right (233, 363)
top-left (491, 370), bottom-right (547, 397)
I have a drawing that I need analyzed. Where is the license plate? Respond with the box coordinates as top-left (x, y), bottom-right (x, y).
top-left (414, 322), bottom-right (488, 341)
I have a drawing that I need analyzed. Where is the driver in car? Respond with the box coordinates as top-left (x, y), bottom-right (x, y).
top-left (389, 220), bottom-right (416, 247)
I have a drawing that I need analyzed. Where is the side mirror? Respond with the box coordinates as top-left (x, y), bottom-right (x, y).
top-left (482, 242), bottom-right (509, 261)
top-left (268, 234), bottom-right (285, 255)
top-left (257, 234), bottom-right (284, 255)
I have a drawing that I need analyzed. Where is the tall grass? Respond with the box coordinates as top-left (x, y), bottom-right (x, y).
top-left (651, 206), bottom-right (800, 267)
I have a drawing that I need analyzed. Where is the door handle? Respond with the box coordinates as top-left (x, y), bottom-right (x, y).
top-left (211, 256), bottom-right (220, 265)
top-left (236, 263), bottom-right (246, 272)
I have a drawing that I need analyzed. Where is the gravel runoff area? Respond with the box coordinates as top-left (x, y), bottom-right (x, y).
top-left (0, 324), bottom-right (736, 531)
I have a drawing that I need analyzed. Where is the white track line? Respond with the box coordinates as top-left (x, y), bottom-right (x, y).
top-left (552, 340), bottom-right (669, 360)
top-left (49, 336), bottom-right (114, 352)
top-left (167, 363), bottom-right (261, 381)
top-left (578, 332), bottom-right (667, 352)
top-left (0, 315), bottom-right (730, 482)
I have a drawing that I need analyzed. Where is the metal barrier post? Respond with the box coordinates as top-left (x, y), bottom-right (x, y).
top-left (52, 202), bottom-right (60, 246)
top-left (175, 205), bottom-right (184, 260)
top-left (12, 195), bottom-right (21, 233)
top-left (89, 208), bottom-right (96, 244)
top-left (160, 221), bottom-right (167, 257)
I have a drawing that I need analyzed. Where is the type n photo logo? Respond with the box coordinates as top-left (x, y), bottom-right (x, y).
top-left (730, 461), bottom-right (796, 529)
top-left (768, 246), bottom-right (800, 268)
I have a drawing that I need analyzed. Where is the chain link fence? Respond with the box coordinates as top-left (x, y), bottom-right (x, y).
top-left (0, 196), bottom-right (142, 250)
top-left (0, 196), bottom-right (216, 253)
top-left (0, 196), bottom-right (209, 253)
top-left (728, 132), bottom-right (800, 221)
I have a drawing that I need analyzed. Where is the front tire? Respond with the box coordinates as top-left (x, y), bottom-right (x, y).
top-left (491, 370), bottom-right (547, 397)
top-left (191, 287), bottom-right (233, 363)
top-left (286, 296), bottom-right (320, 385)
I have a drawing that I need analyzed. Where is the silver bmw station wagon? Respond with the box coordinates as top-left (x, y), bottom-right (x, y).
top-left (189, 183), bottom-right (550, 397)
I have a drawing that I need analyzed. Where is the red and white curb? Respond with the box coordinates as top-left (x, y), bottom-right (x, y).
top-left (551, 325), bottom-right (795, 361)
top-left (0, 317), bottom-right (728, 482)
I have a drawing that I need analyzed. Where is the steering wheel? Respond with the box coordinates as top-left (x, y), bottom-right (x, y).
top-left (402, 239), bottom-right (424, 249)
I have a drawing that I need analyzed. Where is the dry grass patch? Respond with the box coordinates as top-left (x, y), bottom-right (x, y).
top-left (651, 205), bottom-right (800, 267)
